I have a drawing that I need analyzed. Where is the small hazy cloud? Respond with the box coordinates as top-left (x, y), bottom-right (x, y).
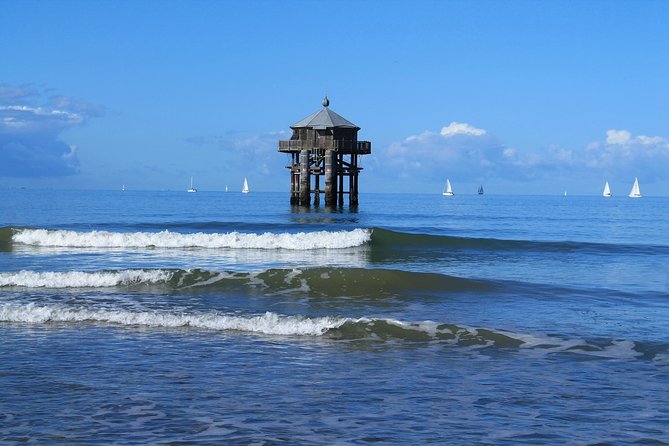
top-left (0, 84), bottom-right (101, 178)
top-left (373, 123), bottom-right (669, 184)
top-left (186, 130), bottom-right (289, 178)
top-left (0, 85), bottom-right (38, 104)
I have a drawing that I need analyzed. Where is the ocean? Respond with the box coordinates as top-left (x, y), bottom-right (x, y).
top-left (1, 189), bottom-right (668, 445)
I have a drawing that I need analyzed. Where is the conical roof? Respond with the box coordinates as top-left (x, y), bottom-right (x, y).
top-left (291, 98), bottom-right (360, 130)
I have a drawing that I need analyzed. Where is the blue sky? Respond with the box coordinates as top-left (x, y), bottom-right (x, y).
top-left (1, 0), bottom-right (668, 195)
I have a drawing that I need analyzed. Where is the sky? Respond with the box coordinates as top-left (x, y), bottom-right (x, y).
top-left (1, 0), bottom-right (668, 195)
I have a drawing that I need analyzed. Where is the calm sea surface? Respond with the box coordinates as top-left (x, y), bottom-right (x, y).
top-left (1, 190), bottom-right (668, 445)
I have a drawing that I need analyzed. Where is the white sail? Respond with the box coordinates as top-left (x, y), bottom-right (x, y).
top-left (603, 181), bottom-right (611, 197)
top-left (242, 177), bottom-right (249, 194)
top-left (187, 176), bottom-right (197, 193)
top-left (628, 177), bottom-right (641, 198)
top-left (442, 179), bottom-right (454, 196)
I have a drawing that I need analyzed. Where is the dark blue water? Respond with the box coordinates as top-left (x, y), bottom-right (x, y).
top-left (1, 190), bottom-right (668, 444)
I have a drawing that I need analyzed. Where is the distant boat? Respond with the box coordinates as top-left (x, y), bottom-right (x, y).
top-left (122, 184), bottom-right (125, 192)
top-left (628, 177), bottom-right (641, 198)
top-left (225, 185), bottom-right (228, 193)
top-left (187, 177), bottom-right (197, 193)
top-left (564, 191), bottom-right (567, 196)
top-left (478, 185), bottom-right (484, 195)
top-left (442, 179), bottom-right (454, 196)
top-left (242, 177), bottom-right (249, 194)
top-left (602, 181), bottom-right (612, 197)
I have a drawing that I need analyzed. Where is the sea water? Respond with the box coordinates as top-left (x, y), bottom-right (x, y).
top-left (1, 189), bottom-right (668, 445)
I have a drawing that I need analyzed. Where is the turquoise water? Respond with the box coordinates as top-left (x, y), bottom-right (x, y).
top-left (1, 190), bottom-right (668, 444)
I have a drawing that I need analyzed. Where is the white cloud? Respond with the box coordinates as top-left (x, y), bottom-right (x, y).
top-left (370, 121), bottom-right (528, 181)
top-left (440, 122), bottom-right (487, 137)
top-left (604, 128), bottom-right (667, 148)
top-left (0, 105), bottom-right (84, 133)
top-left (605, 129), bottom-right (632, 145)
top-left (585, 129), bottom-right (669, 180)
top-left (371, 123), bottom-right (669, 185)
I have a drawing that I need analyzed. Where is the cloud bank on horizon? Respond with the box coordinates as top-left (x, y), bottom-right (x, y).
top-left (370, 121), bottom-right (669, 185)
top-left (0, 85), bottom-right (101, 178)
top-left (1, 82), bottom-right (668, 191)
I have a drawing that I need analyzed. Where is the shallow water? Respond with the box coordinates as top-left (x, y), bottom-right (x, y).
top-left (1, 190), bottom-right (668, 444)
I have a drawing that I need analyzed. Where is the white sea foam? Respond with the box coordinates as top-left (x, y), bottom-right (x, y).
top-left (0, 304), bottom-right (348, 336)
top-left (653, 352), bottom-right (669, 366)
top-left (0, 270), bottom-right (173, 288)
top-left (584, 339), bottom-right (642, 359)
top-left (515, 332), bottom-right (643, 359)
top-left (12, 228), bottom-right (372, 250)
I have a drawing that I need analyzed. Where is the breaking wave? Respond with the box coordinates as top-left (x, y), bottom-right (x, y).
top-left (0, 267), bottom-right (496, 297)
top-left (4, 226), bottom-right (666, 255)
top-left (0, 304), bottom-right (346, 336)
top-left (0, 303), bottom-right (656, 360)
top-left (0, 269), bottom-right (173, 288)
top-left (9, 228), bottom-right (371, 250)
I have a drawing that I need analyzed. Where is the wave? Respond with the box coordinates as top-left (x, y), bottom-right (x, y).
top-left (8, 227), bottom-right (371, 250)
top-left (369, 228), bottom-right (669, 255)
top-left (0, 226), bottom-right (12, 251)
top-left (4, 226), bottom-right (666, 255)
top-left (0, 304), bottom-right (346, 336)
top-left (0, 269), bottom-right (173, 288)
top-left (4, 266), bottom-right (663, 305)
top-left (0, 303), bottom-right (657, 360)
top-left (0, 267), bottom-right (495, 296)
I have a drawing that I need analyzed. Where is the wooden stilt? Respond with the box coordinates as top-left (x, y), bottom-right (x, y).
top-left (299, 149), bottom-right (310, 206)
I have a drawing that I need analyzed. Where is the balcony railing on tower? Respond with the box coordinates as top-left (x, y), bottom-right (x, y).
top-left (278, 139), bottom-right (371, 154)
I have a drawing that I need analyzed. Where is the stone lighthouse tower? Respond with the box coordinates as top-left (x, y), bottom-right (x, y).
top-left (278, 97), bottom-right (371, 207)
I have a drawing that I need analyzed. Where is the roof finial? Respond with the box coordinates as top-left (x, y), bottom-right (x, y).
top-left (322, 95), bottom-right (329, 107)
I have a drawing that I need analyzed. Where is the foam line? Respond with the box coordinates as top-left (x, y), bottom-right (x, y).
top-left (0, 304), bottom-right (347, 336)
top-left (12, 228), bottom-right (372, 250)
top-left (0, 270), bottom-right (173, 288)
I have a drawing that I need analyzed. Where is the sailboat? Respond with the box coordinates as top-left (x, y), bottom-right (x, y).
top-left (225, 185), bottom-right (228, 193)
top-left (242, 177), bottom-right (249, 194)
top-left (442, 179), bottom-right (454, 196)
top-left (187, 177), bottom-right (197, 193)
top-left (602, 181), bottom-right (612, 197)
top-left (478, 185), bottom-right (484, 195)
top-left (628, 177), bottom-right (641, 198)
top-left (122, 184), bottom-right (125, 192)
